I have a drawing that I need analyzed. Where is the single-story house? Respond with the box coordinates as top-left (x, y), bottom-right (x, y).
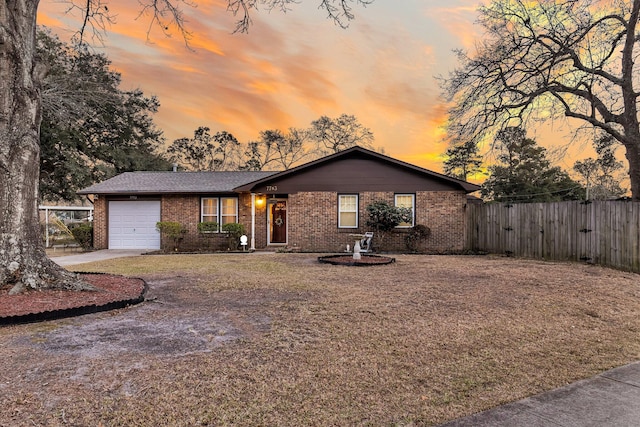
top-left (77, 146), bottom-right (480, 252)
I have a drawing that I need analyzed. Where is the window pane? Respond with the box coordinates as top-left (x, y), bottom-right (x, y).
top-left (221, 215), bottom-right (236, 225)
top-left (395, 194), bottom-right (414, 227)
top-left (340, 212), bottom-right (357, 227)
top-left (220, 198), bottom-right (238, 223)
top-left (201, 198), bottom-right (218, 226)
top-left (396, 195), bottom-right (413, 208)
top-left (339, 195), bottom-right (358, 228)
top-left (221, 198), bottom-right (236, 215)
top-left (340, 195), bottom-right (356, 210)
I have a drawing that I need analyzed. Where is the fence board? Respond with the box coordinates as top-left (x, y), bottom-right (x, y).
top-left (466, 200), bottom-right (640, 273)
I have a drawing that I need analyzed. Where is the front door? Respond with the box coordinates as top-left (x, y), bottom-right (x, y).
top-left (268, 200), bottom-right (287, 244)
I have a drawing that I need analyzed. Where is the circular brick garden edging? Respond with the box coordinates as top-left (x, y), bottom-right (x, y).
top-left (317, 254), bottom-right (396, 266)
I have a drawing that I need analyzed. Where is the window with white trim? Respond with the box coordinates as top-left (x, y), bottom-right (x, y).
top-left (395, 194), bottom-right (415, 227)
top-left (220, 197), bottom-right (238, 226)
top-left (338, 194), bottom-right (358, 228)
top-left (201, 197), bottom-right (238, 231)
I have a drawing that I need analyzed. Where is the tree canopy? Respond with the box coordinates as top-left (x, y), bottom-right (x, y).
top-left (38, 29), bottom-right (170, 202)
top-left (481, 127), bottom-right (584, 203)
top-left (443, 140), bottom-right (484, 181)
top-left (170, 114), bottom-right (374, 171)
top-left (573, 135), bottom-right (627, 200)
top-left (441, 0), bottom-right (640, 200)
top-left (309, 114), bottom-right (374, 156)
top-left (167, 127), bottom-right (242, 171)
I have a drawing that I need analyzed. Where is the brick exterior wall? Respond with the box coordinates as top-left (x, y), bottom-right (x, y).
top-left (161, 194), bottom-right (266, 251)
top-left (286, 190), bottom-right (468, 253)
top-left (92, 191), bottom-right (467, 253)
top-left (240, 193), bottom-right (267, 249)
top-left (93, 197), bottom-right (107, 249)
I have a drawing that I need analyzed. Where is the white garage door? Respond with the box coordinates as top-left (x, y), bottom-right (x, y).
top-left (109, 201), bottom-right (161, 250)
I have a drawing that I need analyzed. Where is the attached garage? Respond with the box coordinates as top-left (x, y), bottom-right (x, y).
top-left (108, 200), bottom-right (161, 249)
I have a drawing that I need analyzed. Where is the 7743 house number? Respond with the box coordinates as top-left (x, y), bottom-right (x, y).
top-left (266, 185), bottom-right (278, 192)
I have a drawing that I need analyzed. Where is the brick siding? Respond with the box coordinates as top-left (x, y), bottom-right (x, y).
top-left (92, 197), bottom-right (107, 249)
top-left (93, 191), bottom-right (467, 253)
top-left (286, 191), bottom-right (468, 253)
top-left (161, 194), bottom-right (265, 251)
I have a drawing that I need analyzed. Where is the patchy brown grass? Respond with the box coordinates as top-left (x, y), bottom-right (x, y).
top-left (0, 254), bottom-right (639, 426)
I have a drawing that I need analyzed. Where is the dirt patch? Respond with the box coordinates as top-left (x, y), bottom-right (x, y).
top-left (0, 254), bottom-right (638, 427)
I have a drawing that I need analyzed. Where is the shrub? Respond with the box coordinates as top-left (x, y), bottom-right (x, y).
top-left (366, 201), bottom-right (412, 250)
top-left (405, 224), bottom-right (431, 252)
top-left (221, 222), bottom-right (245, 250)
top-left (197, 222), bottom-right (219, 233)
top-left (71, 223), bottom-right (93, 250)
top-left (156, 221), bottom-right (187, 252)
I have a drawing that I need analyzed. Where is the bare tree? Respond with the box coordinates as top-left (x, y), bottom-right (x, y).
top-left (168, 127), bottom-right (242, 171)
top-left (440, 0), bottom-right (640, 200)
top-left (573, 134), bottom-right (627, 199)
top-left (0, 0), bottom-right (370, 292)
top-left (241, 128), bottom-right (312, 170)
top-left (276, 127), bottom-right (313, 169)
top-left (309, 114), bottom-right (374, 155)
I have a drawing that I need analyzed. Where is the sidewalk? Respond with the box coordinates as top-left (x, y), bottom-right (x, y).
top-left (52, 249), bottom-right (145, 267)
top-left (439, 361), bottom-right (640, 427)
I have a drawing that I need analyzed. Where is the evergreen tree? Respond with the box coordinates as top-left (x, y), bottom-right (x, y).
top-left (443, 140), bottom-right (483, 181)
top-left (482, 127), bottom-right (584, 202)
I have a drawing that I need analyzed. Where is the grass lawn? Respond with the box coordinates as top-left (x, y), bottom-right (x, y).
top-left (1, 253), bottom-right (639, 426)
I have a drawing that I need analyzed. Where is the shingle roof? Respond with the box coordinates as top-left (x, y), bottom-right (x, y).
top-left (77, 171), bottom-right (278, 195)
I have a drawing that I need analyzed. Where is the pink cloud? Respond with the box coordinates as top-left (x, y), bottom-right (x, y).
top-left (35, 1), bottom-right (482, 173)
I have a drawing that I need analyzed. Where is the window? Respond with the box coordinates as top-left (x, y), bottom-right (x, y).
top-left (395, 194), bottom-right (415, 227)
top-left (201, 197), bottom-right (238, 231)
top-left (220, 197), bottom-right (238, 226)
top-left (339, 194), bottom-right (358, 228)
top-left (201, 198), bottom-right (218, 224)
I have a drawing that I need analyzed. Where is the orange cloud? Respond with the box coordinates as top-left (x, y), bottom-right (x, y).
top-left (40, 0), bottom-right (603, 181)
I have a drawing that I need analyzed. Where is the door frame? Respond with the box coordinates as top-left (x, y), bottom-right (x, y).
top-left (267, 198), bottom-right (288, 246)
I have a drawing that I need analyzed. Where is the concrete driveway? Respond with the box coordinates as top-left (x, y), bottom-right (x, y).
top-left (52, 249), bottom-right (145, 266)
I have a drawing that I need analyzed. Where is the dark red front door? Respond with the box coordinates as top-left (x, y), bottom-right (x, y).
top-left (270, 201), bottom-right (287, 244)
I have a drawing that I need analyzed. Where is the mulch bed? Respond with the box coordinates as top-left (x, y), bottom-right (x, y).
top-left (0, 273), bottom-right (146, 325)
top-left (318, 254), bottom-right (396, 266)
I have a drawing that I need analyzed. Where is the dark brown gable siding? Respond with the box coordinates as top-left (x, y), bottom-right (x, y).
top-left (251, 157), bottom-right (459, 194)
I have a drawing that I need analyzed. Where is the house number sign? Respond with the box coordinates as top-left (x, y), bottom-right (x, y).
top-left (266, 185), bottom-right (278, 191)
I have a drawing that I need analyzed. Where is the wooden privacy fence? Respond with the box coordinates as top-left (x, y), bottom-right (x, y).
top-left (466, 200), bottom-right (640, 272)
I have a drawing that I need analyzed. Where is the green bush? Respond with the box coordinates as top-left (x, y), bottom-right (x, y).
top-left (197, 222), bottom-right (219, 233)
top-left (366, 201), bottom-right (413, 232)
top-left (156, 221), bottom-right (187, 251)
top-left (366, 201), bottom-right (412, 250)
top-left (71, 223), bottom-right (93, 250)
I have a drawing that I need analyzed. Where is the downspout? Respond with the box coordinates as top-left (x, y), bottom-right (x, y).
top-left (250, 193), bottom-right (256, 251)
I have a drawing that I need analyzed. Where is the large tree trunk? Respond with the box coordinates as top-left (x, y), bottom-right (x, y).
top-left (623, 139), bottom-right (640, 200)
top-left (1, 0), bottom-right (87, 293)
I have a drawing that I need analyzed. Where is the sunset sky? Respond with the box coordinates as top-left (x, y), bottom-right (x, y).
top-left (37, 0), bottom-right (591, 179)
